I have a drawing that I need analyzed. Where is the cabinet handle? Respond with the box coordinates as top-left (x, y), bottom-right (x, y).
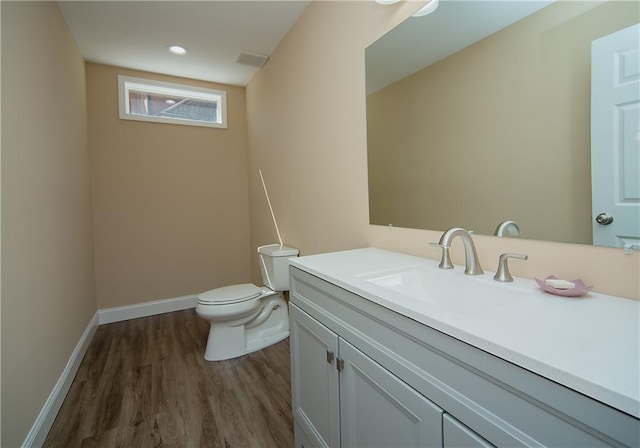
top-left (336, 358), bottom-right (344, 372)
top-left (326, 350), bottom-right (334, 364)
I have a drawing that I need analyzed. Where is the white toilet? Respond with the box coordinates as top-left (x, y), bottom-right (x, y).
top-left (196, 244), bottom-right (299, 361)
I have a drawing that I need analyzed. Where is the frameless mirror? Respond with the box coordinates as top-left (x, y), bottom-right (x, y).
top-left (366, 0), bottom-right (640, 248)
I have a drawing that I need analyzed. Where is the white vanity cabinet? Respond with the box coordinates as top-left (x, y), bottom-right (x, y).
top-left (291, 303), bottom-right (445, 448)
top-left (289, 265), bottom-right (639, 448)
top-left (443, 414), bottom-right (494, 448)
top-left (290, 302), bottom-right (340, 448)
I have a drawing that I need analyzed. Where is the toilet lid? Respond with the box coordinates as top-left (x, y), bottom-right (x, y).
top-left (198, 283), bottom-right (262, 305)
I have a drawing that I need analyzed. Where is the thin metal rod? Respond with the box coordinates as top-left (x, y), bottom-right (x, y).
top-left (259, 169), bottom-right (283, 247)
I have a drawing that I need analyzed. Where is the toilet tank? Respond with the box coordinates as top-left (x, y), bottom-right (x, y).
top-left (258, 244), bottom-right (299, 291)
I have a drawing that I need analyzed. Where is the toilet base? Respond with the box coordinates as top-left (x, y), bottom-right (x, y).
top-left (202, 295), bottom-right (290, 361)
top-left (204, 330), bottom-right (289, 362)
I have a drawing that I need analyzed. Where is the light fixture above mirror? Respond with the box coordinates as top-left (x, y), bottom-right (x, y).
top-left (374, 0), bottom-right (439, 16)
top-left (412, 0), bottom-right (439, 17)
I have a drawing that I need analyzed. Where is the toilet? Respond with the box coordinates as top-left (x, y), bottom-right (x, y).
top-left (196, 244), bottom-right (299, 361)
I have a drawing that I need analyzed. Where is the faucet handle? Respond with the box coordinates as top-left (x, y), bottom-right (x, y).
top-left (430, 242), bottom-right (454, 269)
top-left (493, 253), bottom-right (528, 282)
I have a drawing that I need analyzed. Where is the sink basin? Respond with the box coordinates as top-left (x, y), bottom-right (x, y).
top-left (359, 265), bottom-right (528, 315)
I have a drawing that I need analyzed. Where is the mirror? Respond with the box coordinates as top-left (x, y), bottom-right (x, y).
top-left (366, 0), bottom-right (639, 247)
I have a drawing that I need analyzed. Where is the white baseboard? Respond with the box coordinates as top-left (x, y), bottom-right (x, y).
top-left (22, 294), bottom-right (198, 447)
top-left (23, 312), bottom-right (99, 448)
top-left (97, 294), bottom-right (197, 325)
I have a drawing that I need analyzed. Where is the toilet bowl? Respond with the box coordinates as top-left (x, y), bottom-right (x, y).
top-left (196, 244), bottom-right (298, 361)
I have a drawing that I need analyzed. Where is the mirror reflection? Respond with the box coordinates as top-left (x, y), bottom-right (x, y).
top-left (366, 0), bottom-right (639, 247)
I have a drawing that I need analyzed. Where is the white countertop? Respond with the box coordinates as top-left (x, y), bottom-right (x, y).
top-left (289, 248), bottom-right (640, 419)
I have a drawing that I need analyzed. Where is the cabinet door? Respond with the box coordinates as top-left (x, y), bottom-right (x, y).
top-left (444, 414), bottom-right (494, 448)
top-left (290, 304), bottom-right (340, 448)
top-left (339, 339), bottom-right (444, 448)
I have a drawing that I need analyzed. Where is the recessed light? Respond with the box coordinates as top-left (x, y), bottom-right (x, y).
top-left (375, 0), bottom-right (400, 4)
top-left (167, 45), bottom-right (188, 55)
top-left (165, 99), bottom-right (176, 105)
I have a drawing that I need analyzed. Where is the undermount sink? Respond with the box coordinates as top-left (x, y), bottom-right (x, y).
top-left (359, 265), bottom-right (528, 315)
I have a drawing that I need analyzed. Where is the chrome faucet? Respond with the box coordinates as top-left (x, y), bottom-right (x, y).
top-left (494, 220), bottom-right (520, 237)
top-left (436, 227), bottom-right (484, 275)
top-left (493, 253), bottom-right (528, 282)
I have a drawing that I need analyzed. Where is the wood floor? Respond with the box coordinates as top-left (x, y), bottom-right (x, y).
top-left (44, 309), bottom-right (293, 448)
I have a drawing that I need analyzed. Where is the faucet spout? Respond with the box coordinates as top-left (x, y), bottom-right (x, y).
top-left (438, 227), bottom-right (484, 275)
top-left (494, 220), bottom-right (520, 237)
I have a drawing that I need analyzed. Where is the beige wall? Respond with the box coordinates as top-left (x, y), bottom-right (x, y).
top-left (87, 63), bottom-right (252, 308)
top-left (247, 0), bottom-right (639, 299)
top-left (1, 2), bottom-right (97, 446)
top-left (0, 2), bottom-right (637, 445)
top-left (368, 1), bottom-right (638, 245)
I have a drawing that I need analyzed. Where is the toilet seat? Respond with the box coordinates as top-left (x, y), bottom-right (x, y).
top-left (198, 283), bottom-right (262, 305)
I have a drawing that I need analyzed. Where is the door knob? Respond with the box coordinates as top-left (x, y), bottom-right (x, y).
top-left (596, 213), bottom-right (614, 225)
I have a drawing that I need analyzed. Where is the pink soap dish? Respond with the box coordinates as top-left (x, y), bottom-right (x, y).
top-left (535, 275), bottom-right (593, 297)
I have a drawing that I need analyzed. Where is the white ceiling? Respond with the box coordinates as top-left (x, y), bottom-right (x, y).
top-left (58, 1), bottom-right (310, 87)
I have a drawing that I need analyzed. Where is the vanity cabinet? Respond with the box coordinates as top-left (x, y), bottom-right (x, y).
top-left (291, 303), bottom-right (444, 448)
top-left (443, 414), bottom-right (494, 448)
top-left (290, 302), bottom-right (340, 447)
top-left (289, 266), bottom-right (639, 448)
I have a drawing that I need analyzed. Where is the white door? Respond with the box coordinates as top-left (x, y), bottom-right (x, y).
top-left (591, 23), bottom-right (640, 249)
top-left (290, 304), bottom-right (340, 448)
top-left (339, 339), bottom-right (443, 448)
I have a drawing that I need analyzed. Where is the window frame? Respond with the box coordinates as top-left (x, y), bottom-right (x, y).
top-left (117, 75), bottom-right (227, 129)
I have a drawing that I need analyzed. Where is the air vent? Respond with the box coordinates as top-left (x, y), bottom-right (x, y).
top-left (236, 51), bottom-right (269, 68)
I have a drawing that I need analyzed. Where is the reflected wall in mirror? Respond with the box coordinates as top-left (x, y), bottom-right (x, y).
top-left (366, 0), bottom-right (639, 247)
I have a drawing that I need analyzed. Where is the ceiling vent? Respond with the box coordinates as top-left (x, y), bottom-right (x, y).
top-left (236, 51), bottom-right (269, 68)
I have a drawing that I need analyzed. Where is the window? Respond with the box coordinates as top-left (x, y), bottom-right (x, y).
top-left (118, 76), bottom-right (227, 129)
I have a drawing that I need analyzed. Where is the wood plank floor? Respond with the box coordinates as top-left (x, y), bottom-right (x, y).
top-left (43, 309), bottom-right (293, 448)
